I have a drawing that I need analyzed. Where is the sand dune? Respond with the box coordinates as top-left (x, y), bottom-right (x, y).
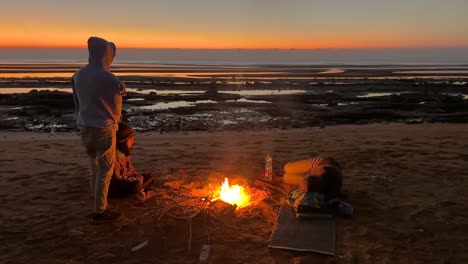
top-left (1, 124), bottom-right (468, 263)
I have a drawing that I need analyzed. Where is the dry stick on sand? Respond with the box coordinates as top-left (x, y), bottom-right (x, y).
top-left (85, 185), bottom-right (218, 254)
top-left (138, 186), bottom-right (212, 251)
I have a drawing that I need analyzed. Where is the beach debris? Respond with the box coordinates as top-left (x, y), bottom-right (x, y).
top-left (69, 229), bottom-right (84, 236)
top-left (130, 240), bottom-right (149, 252)
top-left (198, 244), bottom-right (211, 263)
top-left (96, 254), bottom-right (116, 259)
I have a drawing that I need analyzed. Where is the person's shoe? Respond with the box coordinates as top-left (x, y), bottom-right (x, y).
top-left (90, 209), bottom-right (123, 224)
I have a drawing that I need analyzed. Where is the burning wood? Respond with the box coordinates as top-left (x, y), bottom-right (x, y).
top-left (211, 199), bottom-right (237, 216)
top-left (212, 178), bottom-right (250, 209)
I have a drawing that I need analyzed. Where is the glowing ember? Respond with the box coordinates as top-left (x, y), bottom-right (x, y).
top-left (217, 178), bottom-right (250, 208)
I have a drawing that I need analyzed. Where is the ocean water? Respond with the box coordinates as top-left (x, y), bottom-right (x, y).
top-left (1, 48), bottom-right (468, 65)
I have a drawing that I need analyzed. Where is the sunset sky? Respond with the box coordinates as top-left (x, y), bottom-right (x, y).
top-left (1, 0), bottom-right (467, 49)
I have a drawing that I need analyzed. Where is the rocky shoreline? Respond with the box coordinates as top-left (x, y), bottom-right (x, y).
top-left (1, 64), bottom-right (467, 132)
top-left (1, 80), bottom-right (467, 132)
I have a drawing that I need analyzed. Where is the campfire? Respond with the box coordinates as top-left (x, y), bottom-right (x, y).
top-left (161, 175), bottom-right (264, 216)
top-left (153, 176), bottom-right (266, 252)
top-left (213, 178), bottom-right (250, 209)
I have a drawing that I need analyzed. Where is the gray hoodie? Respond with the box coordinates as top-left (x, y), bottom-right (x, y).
top-left (72, 37), bottom-right (126, 130)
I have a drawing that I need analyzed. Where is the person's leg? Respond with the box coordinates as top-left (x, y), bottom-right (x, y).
top-left (80, 127), bottom-right (98, 196)
top-left (92, 128), bottom-right (116, 214)
top-left (89, 157), bottom-right (98, 195)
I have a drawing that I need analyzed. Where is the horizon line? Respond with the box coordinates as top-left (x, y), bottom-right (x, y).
top-left (1, 46), bottom-right (468, 50)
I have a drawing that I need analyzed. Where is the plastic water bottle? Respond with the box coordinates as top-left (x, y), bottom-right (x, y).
top-left (264, 154), bottom-right (273, 181)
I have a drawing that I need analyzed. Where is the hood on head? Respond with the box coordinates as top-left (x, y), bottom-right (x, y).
top-left (87, 36), bottom-right (116, 69)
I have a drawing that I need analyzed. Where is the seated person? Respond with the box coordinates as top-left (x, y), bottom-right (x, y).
top-left (284, 157), bottom-right (352, 217)
top-left (108, 122), bottom-right (156, 201)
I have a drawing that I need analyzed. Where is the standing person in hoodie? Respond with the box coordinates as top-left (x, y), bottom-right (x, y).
top-left (72, 36), bottom-right (126, 224)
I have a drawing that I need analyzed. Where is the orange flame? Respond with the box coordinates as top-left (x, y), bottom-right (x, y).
top-left (217, 178), bottom-right (250, 208)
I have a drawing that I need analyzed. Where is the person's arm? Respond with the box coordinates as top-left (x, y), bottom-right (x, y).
top-left (71, 77), bottom-right (79, 121)
top-left (118, 81), bottom-right (127, 96)
top-left (127, 157), bottom-right (143, 182)
top-left (112, 76), bottom-right (126, 122)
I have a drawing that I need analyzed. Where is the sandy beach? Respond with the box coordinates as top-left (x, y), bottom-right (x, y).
top-left (2, 0), bottom-right (468, 262)
top-left (1, 123), bottom-right (467, 263)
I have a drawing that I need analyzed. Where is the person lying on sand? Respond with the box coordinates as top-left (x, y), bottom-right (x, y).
top-left (107, 122), bottom-right (157, 201)
top-left (284, 157), bottom-right (353, 217)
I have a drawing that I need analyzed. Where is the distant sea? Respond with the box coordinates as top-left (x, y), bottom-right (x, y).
top-left (1, 48), bottom-right (468, 65)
